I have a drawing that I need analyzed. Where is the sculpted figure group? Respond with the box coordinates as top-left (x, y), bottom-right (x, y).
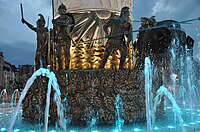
top-left (21, 4), bottom-right (133, 70)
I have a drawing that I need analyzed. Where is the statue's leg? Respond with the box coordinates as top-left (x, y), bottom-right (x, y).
top-left (56, 44), bottom-right (63, 70)
top-left (60, 46), bottom-right (66, 70)
top-left (65, 44), bottom-right (70, 70)
top-left (41, 50), bottom-right (47, 68)
top-left (99, 43), bottom-right (112, 69)
top-left (119, 46), bottom-right (127, 69)
top-left (35, 52), bottom-right (40, 70)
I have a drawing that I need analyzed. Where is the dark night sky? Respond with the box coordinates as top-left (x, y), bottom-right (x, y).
top-left (0, 0), bottom-right (200, 66)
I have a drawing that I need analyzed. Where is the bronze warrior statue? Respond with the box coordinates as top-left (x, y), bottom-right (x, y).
top-left (21, 14), bottom-right (49, 70)
top-left (52, 3), bottom-right (75, 70)
top-left (99, 6), bottom-right (133, 69)
top-left (134, 16), bottom-right (157, 69)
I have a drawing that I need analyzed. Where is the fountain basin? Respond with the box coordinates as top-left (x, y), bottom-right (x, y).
top-left (21, 69), bottom-right (163, 125)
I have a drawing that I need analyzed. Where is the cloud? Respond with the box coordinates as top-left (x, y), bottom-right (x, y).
top-left (151, 0), bottom-right (200, 20)
top-left (152, 0), bottom-right (178, 15)
top-left (0, 41), bottom-right (35, 66)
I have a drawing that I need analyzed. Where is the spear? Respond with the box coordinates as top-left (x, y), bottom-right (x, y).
top-left (76, 17), bottom-right (200, 44)
top-left (51, 0), bottom-right (56, 70)
top-left (47, 16), bottom-right (49, 29)
top-left (52, 0), bottom-right (55, 42)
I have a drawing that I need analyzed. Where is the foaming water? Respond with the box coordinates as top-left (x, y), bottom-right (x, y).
top-left (153, 86), bottom-right (185, 132)
top-left (8, 68), bottom-right (66, 132)
top-left (10, 89), bottom-right (20, 107)
top-left (115, 94), bottom-right (124, 132)
top-left (144, 57), bottom-right (185, 132)
top-left (0, 89), bottom-right (7, 104)
top-left (144, 57), bottom-right (153, 132)
top-left (186, 56), bottom-right (197, 122)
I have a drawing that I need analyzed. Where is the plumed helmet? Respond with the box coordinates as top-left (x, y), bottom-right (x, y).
top-left (120, 6), bottom-right (130, 17)
top-left (121, 6), bottom-right (130, 12)
top-left (141, 17), bottom-right (149, 22)
top-left (149, 16), bottom-right (156, 23)
top-left (141, 16), bottom-right (156, 26)
top-left (38, 14), bottom-right (45, 21)
top-left (37, 14), bottom-right (45, 26)
top-left (58, 3), bottom-right (66, 11)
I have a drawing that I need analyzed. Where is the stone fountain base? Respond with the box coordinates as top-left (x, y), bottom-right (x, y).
top-left (22, 69), bottom-right (163, 125)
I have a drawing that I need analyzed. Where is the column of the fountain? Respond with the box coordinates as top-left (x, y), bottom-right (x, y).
top-left (144, 57), bottom-right (154, 132)
top-left (60, 70), bottom-right (147, 125)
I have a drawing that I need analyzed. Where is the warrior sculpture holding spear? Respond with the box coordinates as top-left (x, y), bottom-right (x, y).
top-left (99, 6), bottom-right (133, 69)
top-left (20, 4), bottom-right (49, 70)
top-left (52, 3), bottom-right (75, 70)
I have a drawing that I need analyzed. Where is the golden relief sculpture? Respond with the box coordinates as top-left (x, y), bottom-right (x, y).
top-left (51, 4), bottom-right (134, 70)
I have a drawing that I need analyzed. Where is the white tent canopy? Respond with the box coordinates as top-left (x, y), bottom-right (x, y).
top-left (53, 0), bottom-right (132, 17)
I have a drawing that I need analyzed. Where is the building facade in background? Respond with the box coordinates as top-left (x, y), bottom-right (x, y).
top-left (0, 52), bottom-right (34, 92)
top-left (0, 52), bottom-right (19, 92)
top-left (18, 64), bottom-right (34, 79)
top-left (3, 61), bottom-right (15, 89)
